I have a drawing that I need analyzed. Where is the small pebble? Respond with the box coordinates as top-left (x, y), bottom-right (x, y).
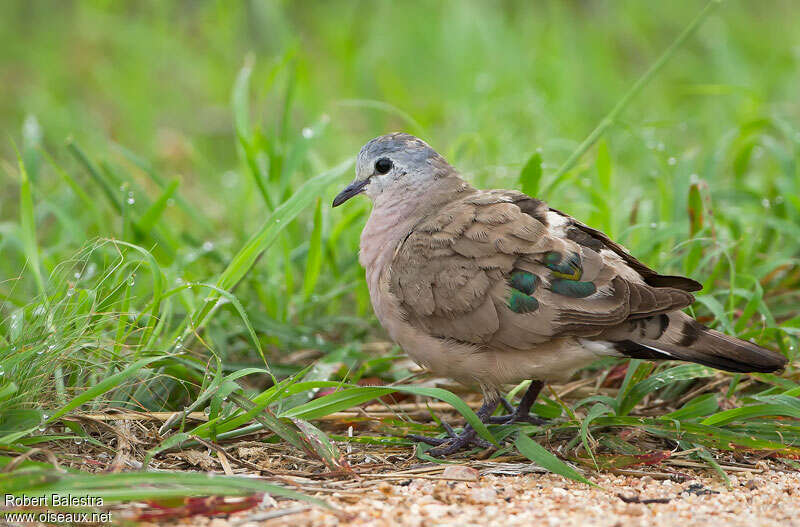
top-left (442, 464), bottom-right (479, 482)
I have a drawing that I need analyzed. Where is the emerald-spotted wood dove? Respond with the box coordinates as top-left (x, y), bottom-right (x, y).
top-left (332, 133), bottom-right (787, 456)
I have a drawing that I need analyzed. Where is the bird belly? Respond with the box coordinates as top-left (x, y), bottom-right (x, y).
top-left (392, 326), bottom-right (610, 388)
top-left (473, 339), bottom-right (609, 386)
top-left (369, 267), bottom-right (615, 388)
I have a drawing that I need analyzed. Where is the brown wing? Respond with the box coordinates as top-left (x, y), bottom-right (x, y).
top-left (389, 190), bottom-right (696, 351)
top-left (549, 207), bottom-right (702, 292)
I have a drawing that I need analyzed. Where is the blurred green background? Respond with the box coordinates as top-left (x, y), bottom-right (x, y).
top-left (1, 1), bottom-right (799, 417)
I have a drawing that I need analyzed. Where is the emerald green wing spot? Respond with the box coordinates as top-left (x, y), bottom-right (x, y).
top-left (508, 290), bottom-right (540, 313)
top-left (550, 279), bottom-right (597, 298)
top-left (509, 271), bottom-right (537, 295)
top-left (543, 251), bottom-right (561, 266)
top-left (544, 251), bottom-right (583, 280)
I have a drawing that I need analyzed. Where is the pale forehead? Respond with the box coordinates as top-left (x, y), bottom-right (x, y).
top-left (357, 133), bottom-right (437, 166)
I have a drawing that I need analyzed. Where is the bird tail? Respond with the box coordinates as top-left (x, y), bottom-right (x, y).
top-left (602, 312), bottom-right (787, 373)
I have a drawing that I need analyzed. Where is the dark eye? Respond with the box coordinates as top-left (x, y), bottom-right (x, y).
top-left (374, 157), bottom-right (393, 174)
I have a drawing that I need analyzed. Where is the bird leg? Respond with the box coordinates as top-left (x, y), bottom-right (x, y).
top-left (484, 380), bottom-right (546, 425)
top-left (407, 394), bottom-right (500, 456)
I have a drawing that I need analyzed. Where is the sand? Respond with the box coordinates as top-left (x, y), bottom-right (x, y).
top-left (136, 468), bottom-right (800, 527)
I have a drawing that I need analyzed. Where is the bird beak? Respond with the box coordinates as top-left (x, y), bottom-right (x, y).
top-left (332, 179), bottom-right (368, 207)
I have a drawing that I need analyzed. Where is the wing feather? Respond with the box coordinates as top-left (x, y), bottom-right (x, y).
top-left (389, 191), bottom-right (697, 351)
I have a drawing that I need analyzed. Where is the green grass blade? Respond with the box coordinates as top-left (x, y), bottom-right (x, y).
top-left (13, 143), bottom-right (45, 294)
top-left (4, 470), bottom-right (324, 506)
top-left (188, 158), bottom-right (352, 334)
top-left (302, 198), bottom-right (324, 300)
top-left (138, 179), bottom-right (179, 232)
top-left (283, 385), bottom-right (496, 446)
top-left (515, 433), bottom-right (593, 486)
top-left (545, 0), bottom-right (723, 192)
top-left (619, 365), bottom-right (715, 417)
top-left (67, 139), bottom-right (123, 212)
top-left (46, 356), bottom-right (162, 423)
top-left (519, 151), bottom-right (542, 197)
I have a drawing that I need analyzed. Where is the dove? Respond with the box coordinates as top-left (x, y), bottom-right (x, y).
top-left (332, 132), bottom-right (787, 456)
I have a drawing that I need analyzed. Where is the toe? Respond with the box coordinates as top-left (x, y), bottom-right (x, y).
top-left (406, 434), bottom-right (449, 446)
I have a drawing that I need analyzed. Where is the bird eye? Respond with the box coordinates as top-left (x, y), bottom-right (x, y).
top-left (374, 158), bottom-right (393, 174)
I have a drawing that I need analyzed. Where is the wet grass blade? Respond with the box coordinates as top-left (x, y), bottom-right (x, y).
top-left (46, 356), bottom-right (163, 423)
top-left (544, 0), bottom-right (722, 193)
top-left (188, 158), bottom-right (352, 333)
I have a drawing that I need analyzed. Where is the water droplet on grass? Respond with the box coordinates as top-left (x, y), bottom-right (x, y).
top-left (762, 198), bottom-right (771, 208)
top-left (302, 127), bottom-right (314, 139)
top-left (23, 114), bottom-right (42, 143)
top-left (202, 241), bottom-right (214, 251)
top-left (667, 157), bottom-right (677, 166)
top-left (222, 171), bottom-right (238, 188)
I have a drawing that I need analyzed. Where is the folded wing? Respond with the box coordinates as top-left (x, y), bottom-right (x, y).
top-left (389, 190), bottom-right (696, 351)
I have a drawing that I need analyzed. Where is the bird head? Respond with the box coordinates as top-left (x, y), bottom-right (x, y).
top-left (332, 132), bottom-right (455, 207)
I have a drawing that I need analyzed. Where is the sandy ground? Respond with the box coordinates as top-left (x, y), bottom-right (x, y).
top-left (137, 468), bottom-right (800, 527)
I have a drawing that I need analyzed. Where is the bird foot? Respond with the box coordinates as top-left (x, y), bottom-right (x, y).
top-left (407, 422), bottom-right (492, 456)
top-left (484, 413), bottom-right (547, 426)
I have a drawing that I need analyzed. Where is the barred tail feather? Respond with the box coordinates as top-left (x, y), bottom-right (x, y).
top-left (605, 312), bottom-right (787, 373)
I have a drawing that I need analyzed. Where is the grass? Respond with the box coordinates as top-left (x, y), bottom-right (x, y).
top-left (1, 0), bottom-right (800, 518)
